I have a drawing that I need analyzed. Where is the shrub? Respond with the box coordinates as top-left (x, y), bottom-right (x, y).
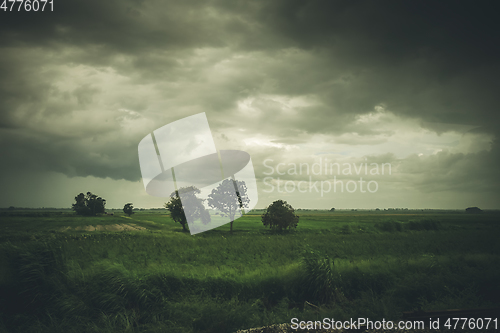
top-left (261, 200), bottom-right (299, 232)
top-left (465, 207), bottom-right (483, 214)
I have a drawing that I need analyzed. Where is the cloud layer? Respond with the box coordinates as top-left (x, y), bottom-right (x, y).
top-left (1, 0), bottom-right (499, 208)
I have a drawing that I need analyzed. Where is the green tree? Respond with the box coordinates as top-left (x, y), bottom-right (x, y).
top-left (165, 186), bottom-right (209, 232)
top-left (207, 179), bottom-right (249, 234)
top-left (165, 193), bottom-right (187, 232)
top-left (123, 203), bottom-right (134, 216)
top-left (72, 192), bottom-right (106, 216)
top-left (262, 200), bottom-right (299, 232)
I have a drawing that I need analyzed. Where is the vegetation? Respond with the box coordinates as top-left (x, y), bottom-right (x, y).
top-left (207, 179), bottom-right (249, 233)
top-left (123, 203), bottom-right (134, 216)
top-left (261, 200), bottom-right (299, 232)
top-left (72, 192), bottom-right (106, 216)
top-left (165, 190), bottom-right (189, 232)
top-left (165, 186), bottom-right (209, 232)
top-left (466, 206), bottom-right (483, 214)
top-left (0, 209), bottom-right (499, 332)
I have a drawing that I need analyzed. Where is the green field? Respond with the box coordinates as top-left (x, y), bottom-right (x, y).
top-left (0, 210), bottom-right (499, 332)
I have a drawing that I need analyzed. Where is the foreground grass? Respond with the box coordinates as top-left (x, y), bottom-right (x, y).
top-left (0, 211), bottom-right (499, 332)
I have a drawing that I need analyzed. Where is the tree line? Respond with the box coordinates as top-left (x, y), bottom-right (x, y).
top-left (71, 180), bottom-right (300, 233)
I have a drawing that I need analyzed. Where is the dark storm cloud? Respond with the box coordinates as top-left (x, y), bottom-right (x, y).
top-left (242, 0), bottom-right (500, 130)
top-left (0, 48), bottom-right (144, 182)
top-left (0, 0), bottom-right (499, 206)
top-left (225, 0), bottom-right (500, 198)
top-left (1, 0), bottom-right (225, 51)
top-left (0, 127), bottom-right (141, 181)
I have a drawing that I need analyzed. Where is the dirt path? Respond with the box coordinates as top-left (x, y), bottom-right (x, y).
top-left (60, 223), bottom-right (146, 232)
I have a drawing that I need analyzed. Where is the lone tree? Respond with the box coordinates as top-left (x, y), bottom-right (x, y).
top-left (72, 192), bottom-right (106, 216)
top-left (262, 200), bottom-right (299, 232)
top-left (165, 186), bottom-right (209, 232)
top-left (207, 179), bottom-right (249, 234)
top-left (123, 203), bottom-right (134, 216)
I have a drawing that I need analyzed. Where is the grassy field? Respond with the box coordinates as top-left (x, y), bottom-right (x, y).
top-left (0, 209), bottom-right (499, 332)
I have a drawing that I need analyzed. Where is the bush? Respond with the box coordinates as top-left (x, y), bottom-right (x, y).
top-left (261, 200), bottom-right (299, 232)
top-left (465, 207), bottom-right (483, 214)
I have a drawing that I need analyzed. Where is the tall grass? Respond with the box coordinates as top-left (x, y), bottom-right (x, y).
top-left (298, 249), bottom-right (345, 305)
top-left (0, 212), bottom-right (499, 332)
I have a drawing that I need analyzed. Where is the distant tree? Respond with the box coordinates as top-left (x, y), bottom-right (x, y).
top-left (262, 200), bottom-right (299, 232)
top-left (330, 208), bottom-right (335, 212)
top-left (465, 207), bottom-right (483, 214)
top-left (8, 206), bottom-right (15, 210)
top-left (165, 186), bottom-right (209, 232)
top-left (72, 192), bottom-right (106, 216)
top-left (375, 208), bottom-right (380, 211)
top-left (207, 179), bottom-right (249, 234)
top-left (123, 203), bottom-right (134, 216)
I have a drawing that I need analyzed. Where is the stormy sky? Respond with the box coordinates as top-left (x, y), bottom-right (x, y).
top-left (1, 0), bottom-right (499, 209)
